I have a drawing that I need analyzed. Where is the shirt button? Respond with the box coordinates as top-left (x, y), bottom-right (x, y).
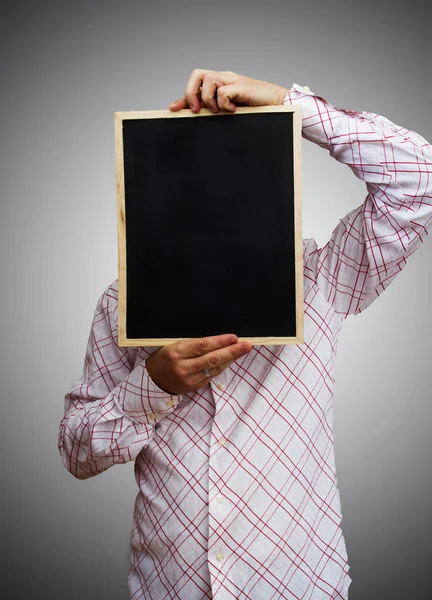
top-left (217, 438), bottom-right (227, 446)
top-left (215, 552), bottom-right (225, 562)
top-left (166, 399), bottom-right (174, 407)
top-left (303, 85), bottom-right (311, 93)
top-left (215, 381), bottom-right (226, 391)
top-left (216, 494), bottom-right (225, 503)
top-left (149, 413), bottom-right (157, 420)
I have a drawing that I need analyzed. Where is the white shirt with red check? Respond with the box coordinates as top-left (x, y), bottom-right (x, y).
top-left (58, 84), bottom-right (432, 599)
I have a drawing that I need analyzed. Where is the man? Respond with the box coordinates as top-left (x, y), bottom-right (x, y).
top-left (58, 69), bottom-right (432, 599)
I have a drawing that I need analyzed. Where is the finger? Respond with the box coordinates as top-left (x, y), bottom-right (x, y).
top-left (168, 98), bottom-right (188, 111)
top-left (216, 82), bottom-right (249, 112)
top-left (184, 69), bottom-right (207, 112)
top-left (201, 77), bottom-right (220, 113)
top-left (207, 355), bottom-right (242, 378)
top-left (188, 341), bottom-right (253, 374)
top-left (173, 334), bottom-right (239, 360)
top-left (169, 98), bottom-right (209, 113)
top-left (184, 69), bottom-right (230, 112)
top-left (191, 355), bottom-right (247, 390)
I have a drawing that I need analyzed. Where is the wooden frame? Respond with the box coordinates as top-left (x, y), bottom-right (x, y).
top-left (114, 104), bottom-right (303, 346)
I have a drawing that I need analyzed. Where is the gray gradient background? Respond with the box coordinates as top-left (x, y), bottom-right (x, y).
top-left (1, 0), bottom-right (430, 598)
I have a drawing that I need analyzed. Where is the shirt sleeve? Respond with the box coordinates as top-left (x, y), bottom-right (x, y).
top-left (58, 284), bottom-right (182, 480)
top-left (284, 84), bottom-right (432, 318)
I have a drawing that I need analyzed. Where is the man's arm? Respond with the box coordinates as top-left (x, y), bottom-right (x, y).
top-left (169, 70), bottom-right (432, 318)
top-left (58, 283), bottom-right (251, 480)
top-left (284, 84), bottom-right (432, 317)
top-left (58, 284), bottom-right (183, 480)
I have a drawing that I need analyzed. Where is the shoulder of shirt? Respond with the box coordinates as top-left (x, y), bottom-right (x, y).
top-left (97, 279), bottom-right (120, 325)
top-left (97, 280), bottom-right (139, 361)
top-left (303, 237), bottom-right (318, 261)
top-left (101, 278), bottom-right (119, 307)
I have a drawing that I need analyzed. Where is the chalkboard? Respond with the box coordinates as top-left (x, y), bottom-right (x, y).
top-left (114, 104), bottom-right (303, 346)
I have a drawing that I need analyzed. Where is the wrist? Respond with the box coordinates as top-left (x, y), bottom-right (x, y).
top-left (275, 85), bottom-right (290, 105)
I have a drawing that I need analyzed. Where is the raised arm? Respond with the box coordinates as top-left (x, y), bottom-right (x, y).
top-left (58, 284), bottom-right (182, 480)
top-left (284, 84), bottom-right (432, 317)
top-left (169, 70), bottom-right (432, 318)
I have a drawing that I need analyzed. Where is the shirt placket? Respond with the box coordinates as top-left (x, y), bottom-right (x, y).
top-left (207, 371), bottom-right (239, 595)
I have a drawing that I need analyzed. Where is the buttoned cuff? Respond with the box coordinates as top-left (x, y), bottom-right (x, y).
top-left (283, 83), bottom-right (322, 121)
top-left (119, 357), bottom-right (182, 426)
top-left (282, 83), bottom-right (344, 147)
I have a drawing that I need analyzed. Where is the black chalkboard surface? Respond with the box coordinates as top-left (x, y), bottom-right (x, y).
top-left (114, 105), bottom-right (303, 346)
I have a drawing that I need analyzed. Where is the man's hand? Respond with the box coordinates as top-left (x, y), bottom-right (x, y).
top-left (169, 69), bottom-right (289, 114)
top-left (146, 334), bottom-right (253, 395)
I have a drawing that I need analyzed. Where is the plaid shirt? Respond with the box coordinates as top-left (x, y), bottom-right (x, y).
top-left (58, 84), bottom-right (432, 599)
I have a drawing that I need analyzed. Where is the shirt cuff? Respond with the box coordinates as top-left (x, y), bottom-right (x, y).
top-left (283, 83), bottom-right (322, 121)
top-left (119, 357), bottom-right (182, 426)
top-left (282, 83), bottom-right (344, 146)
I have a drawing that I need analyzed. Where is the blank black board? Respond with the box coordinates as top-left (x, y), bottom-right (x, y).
top-left (115, 106), bottom-right (303, 346)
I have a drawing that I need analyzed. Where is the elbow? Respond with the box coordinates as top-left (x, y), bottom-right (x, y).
top-left (58, 433), bottom-right (103, 481)
top-left (59, 448), bottom-right (101, 481)
top-left (72, 468), bottom-right (99, 481)
top-left (58, 418), bottom-right (106, 480)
